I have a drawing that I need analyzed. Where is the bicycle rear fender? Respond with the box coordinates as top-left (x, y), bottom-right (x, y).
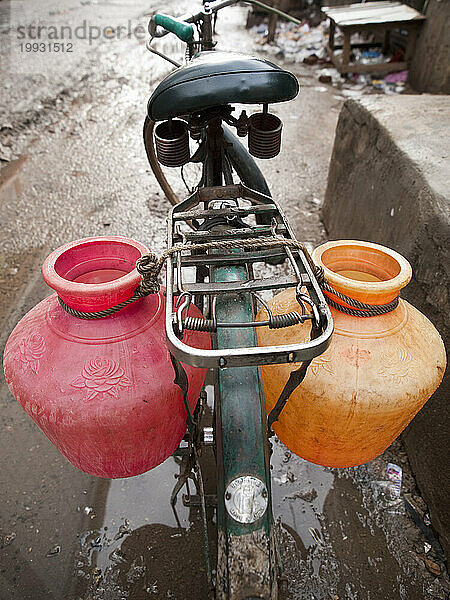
top-left (214, 263), bottom-right (276, 600)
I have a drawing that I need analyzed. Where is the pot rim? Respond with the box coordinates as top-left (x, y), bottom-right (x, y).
top-left (42, 236), bottom-right (149, 307)
top-left (312, 240), bottom-right (412, 300)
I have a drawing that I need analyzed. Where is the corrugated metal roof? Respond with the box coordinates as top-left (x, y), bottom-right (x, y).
top-left (322, 2), bottom-right (426, 26)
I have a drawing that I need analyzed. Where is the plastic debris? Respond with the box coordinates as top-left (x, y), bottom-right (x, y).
top-left (274, 470), bottom-right (297, 485)
top-left (425, 558), bottom-right (442, 577)
top-left (416, 554), bottom-right (442, 577)
top-left (250, 20), bottom-right (409, 94)
top-left (297, 487), bottom-right (318, 502)
top-left (357, 50), bottom-right (382, 65)
top-left (385, 70), bottom-right (408, 83)
top-left (386, 463), bottom-right (402, 498)
top-left (114, 519), bottom-right (131, 541)
top-left (46, 544), bottom-right (61, 556)
top-left (371, 465), bottom-right (404, 512)
top-left (1, 532), bottom-right (16, 548)
top-left (309, 527), bottom-right (324, 546)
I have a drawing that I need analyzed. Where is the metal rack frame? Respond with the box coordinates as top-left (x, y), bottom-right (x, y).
top-left (165, 182), bottom-right (333, 369)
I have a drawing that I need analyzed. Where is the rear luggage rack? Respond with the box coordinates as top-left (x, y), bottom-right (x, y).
top-left (166, 183), bottom-right (333, 369)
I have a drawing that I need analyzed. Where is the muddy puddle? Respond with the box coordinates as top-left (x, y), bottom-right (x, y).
top-left (72, 463), bottom-right (210, 599)
top-left (24, 434), bottom-right (443, 600)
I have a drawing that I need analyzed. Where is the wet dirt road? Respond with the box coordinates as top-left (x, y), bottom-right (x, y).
top-left (1, 2), bottom-right (448, 599)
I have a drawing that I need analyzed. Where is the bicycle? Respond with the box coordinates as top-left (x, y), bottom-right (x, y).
top-left (143, 2), bottom-right (333, 598)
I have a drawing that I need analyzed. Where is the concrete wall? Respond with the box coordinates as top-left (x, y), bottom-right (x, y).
top-left (409, 0), bottom-right (450, 94)
top-left (322, 95), bottom-right (450, 558)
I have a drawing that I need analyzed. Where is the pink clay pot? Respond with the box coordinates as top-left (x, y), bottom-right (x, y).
top-left (3, 236), bottom-right (210, 478)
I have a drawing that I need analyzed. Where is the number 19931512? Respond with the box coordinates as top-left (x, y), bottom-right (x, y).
top-left (19, 42), bottom-right (74, 52)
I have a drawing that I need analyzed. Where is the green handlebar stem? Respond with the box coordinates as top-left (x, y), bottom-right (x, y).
top-left (154, 14), bottom-right (194, 42)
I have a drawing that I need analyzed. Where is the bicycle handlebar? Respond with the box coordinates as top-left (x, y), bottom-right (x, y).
top-left (150, 14), bottom-right (194, 42)
top-left (149, 0), bottom-right (301, 42)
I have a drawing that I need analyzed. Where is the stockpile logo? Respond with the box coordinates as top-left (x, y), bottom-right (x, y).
top-left (3, 0), bottom-right (149, 74)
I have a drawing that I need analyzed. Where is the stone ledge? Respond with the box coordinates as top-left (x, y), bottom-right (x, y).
top-left (322, 94), bottom-right (450, 558)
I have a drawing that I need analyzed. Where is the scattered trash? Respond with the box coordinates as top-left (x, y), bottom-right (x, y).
top-left (146, 582), bottom-right (158, 594)
top-left (299, 487), bottom-right (318, 502)
top-left (309, 527), bottom-right (324, 546)
top-left (282, 451), bottom-right (292, 464)
top-left (109, 547), bottom-right (126, 565)
top-left (371, 463), bottom-right (404, 512)
top-left (286, 486), bottom-right (318, 503)
top-left (403, 493), bottom-right (444, 556)
top-left (416, 554), bottom-right (442, 577)
top-left (424, 557), bottom-right (442, 577)
top-left (274, 470), bottom-right (297, 485)
top-left (251, 20), bottom-right (410, 95)
top-left (386, 463), bottom-right (402, 498)
top-left (92, 566), bottom-right (102, 586)
top-left (251, 20), bottom-right (328, 64)
top-left (255, 24), bottom-right (267, 35)
top-left (1, 532), bottom-right (16, 548)
top-left (83, 506), bottom-right (97, 519)
top-left (126, 555), bottom-right (146, 584)
top-left (371, 79), bottom-right (385, 91)
top-left (114, 519), bottom-right (131, 541)
top-left (355, 49), bottom-right (383, 65)
top-left (46, 544), bottom-right (61, 557)
top-left (90, 536), bottom-right (103, 552)
top-left (385, 70), bottom-right (408, 84)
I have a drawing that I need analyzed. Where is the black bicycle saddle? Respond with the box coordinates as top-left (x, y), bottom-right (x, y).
top-left (147, 50), bottom-right (299, 121)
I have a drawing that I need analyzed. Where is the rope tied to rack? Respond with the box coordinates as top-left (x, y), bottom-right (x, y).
top-left (312, 265), bottom-right (400, 317)
top-left (58, 237), bottom-right (400, 320)
top-left (58, 237), bottom-right (309, 320)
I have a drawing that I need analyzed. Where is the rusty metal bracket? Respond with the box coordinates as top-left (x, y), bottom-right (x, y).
top-left (267, 321), bottom-right (321, 433)
top-left (267, 360), bottom-right (312, 434)
top-left (170, 352), bottom-right (195, 435)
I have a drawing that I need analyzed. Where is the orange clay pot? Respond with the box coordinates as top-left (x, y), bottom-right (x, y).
top-left (256, 240), bottom-right (446, 467)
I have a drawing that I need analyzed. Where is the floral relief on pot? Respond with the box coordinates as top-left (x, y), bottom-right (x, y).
top-left (18, 333), bottom-right (46, 374)
top-left (377, 346), bottom-right (412, 384)
top-left (341, 345), bottom-right (371, 368)
top-left (310, 351), bottom-right (334, 377)
top-left (71, 357), bottom-right (132, 401)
